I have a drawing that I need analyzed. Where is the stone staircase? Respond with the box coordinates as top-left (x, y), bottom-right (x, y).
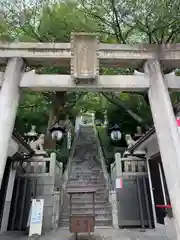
top-left (59, 125), bottom-right (112, 228)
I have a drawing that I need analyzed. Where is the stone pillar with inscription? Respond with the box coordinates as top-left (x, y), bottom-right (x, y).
top-left (0, 58), bottom-right (24, 189)
top-left (71, 32), bottom-right (99, 84)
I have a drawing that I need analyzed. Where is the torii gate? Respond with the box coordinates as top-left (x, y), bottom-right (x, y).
top-left (1, 33), bottom-right (180, 234)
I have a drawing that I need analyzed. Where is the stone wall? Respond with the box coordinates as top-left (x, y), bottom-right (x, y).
top-left (134, 134), bottom-right (159, 159)
top-left (19, 153), bottom-right (63, 232)
top-left (35, 176), bottom-right (60, 230)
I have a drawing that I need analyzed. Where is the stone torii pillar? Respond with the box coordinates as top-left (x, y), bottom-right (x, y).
top-left (144, 60), bottom-right (180, 238)
top-left (0, 57), bottom-right (24, 189)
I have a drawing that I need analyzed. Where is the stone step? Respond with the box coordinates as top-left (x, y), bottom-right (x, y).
top-left (68, 176), bottom-right (103, 180)
top-left (65, 191), bottom-right (108, 197)
top-left (69, 175), bottom-right (103, 179)
top-left (70, 195), bottom-right (108, 201)
top-left (70, 192), bottom-right (108, 197)
top-left (70, 170), bottom-right (101, 173)
top-left (95, 189), bottom-right (107, 193)
top-left (66, 184), bottom-right (108, 189)
top-left (64, 205), bottom-right (112, 212)
top-left (61, 202), bottom-right (111, 211)
top-left (68, 179), bottom-right (104, 183)
top-left (70, 166), bottom-right (100, 168)
top-left (71, 198), bottom-right (108, 203)
top-left (60, 214), bottom-right (112, 222)
top-left (66, 189), bottom-right (108, 195)
top-left (70, 169), bottom-right (102, 174)
top-left (70, 170), bottom-right (102, 174)
top-left (69, 199), bottom-right (109, 205)
top-left (65, 189), bottom-right (108, 195)
top-left (71, 166), bottom-right (101, 169)
top-left (61, 207), bottom-right (111, 214)
top-left (66, 183), bottom-right (106, 188)
top-left (59, 218), bottom-right (112, 227)
top-left (67, 181), bottom-right (104, 185)
top-left (60, 212), bottom-right (112, 219)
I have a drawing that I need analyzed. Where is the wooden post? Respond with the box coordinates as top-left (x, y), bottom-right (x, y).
top-left (144, 59), bottom-right (180, 238)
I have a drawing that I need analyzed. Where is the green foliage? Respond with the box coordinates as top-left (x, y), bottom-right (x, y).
top-left (1, 0), bottom-right (180, 168)
top-left (95, 111), bottom-right (104, 122)
top-left (97, 126), bottom-right (125, 171)
top-left (80, 0), bottom-right (180, 44)
top-left (15, 90), bottom-right (51, 135)
top-left (73, 92), bottom-right (107, 114)
top-left (0, 16), bottom-right (12, 41)
top-left (38, 2), bottom-right (99, 42)
top-left (97, 126), bottom-right (113, 167)
top-left (46, 135), bottom-right (69, 168)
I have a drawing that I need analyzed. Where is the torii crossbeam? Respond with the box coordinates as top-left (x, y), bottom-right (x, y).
top-left (0, 33), bottom-right (180, 237)
top-left (0, 71), bottom-right (180, 91)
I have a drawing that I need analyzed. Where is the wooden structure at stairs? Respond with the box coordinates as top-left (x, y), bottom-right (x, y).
top-left (67, 187), bottom-right (96, 240)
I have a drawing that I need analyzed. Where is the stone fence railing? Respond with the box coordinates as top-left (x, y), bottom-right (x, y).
top-left (93, 125), bottom-right (112, 192)
top-left (13, 153), bottom-right (63, 231)
top-left (110, 162), bottom-right (116, 189)
top-left (59, 130), bottom-right (79, 216)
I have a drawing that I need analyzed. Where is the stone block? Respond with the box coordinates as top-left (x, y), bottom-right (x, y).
top-left (36, 195), bottom-right (55, 207)
top-left (110, 191), bottom-right (118, 228)
top-left (36, 184), bottom-right (54, 196)
top-left (52, 197), bottom-right (60, 216)
top-left (164, 216), bottom-right (177, 239)
top-left (42, 206), bottom-right (54, 230)
top-left (115, 152), bottom-right (122, 177)
top-left (42, 215), bottom-right (53, 230)
top-left (0, 201), bottom-right (11, 233)
top-left (36, 176), bottom-right (54, 185)
top-left (43, 206), bottom-right (54, 216)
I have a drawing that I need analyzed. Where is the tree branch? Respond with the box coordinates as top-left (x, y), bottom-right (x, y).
top-left (165, 27), bottom-right (180, 43)
top-left (110, 0), bottom-right (126, 43)
top-left (101, 92), bottom-right (146, 126)
top-left (0, 0), bottom-right (48, 42)
top-left (19, 104), bottom-right (40, 109)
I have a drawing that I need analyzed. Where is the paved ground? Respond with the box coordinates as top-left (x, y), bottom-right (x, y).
top-left (0, 225), bottom-right (167, 240)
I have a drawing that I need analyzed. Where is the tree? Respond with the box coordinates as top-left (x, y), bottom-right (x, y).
top-left (0, 1), bottom-right (102, 137)
top-left (15, 90), bottom-right (51, 135)
top-left (1, 0), bottom-right (179, 142)
top-left (0, 0), bottom-right (153, 132)
top-left (79, 0), bottom-right (180, 127)
top-left (80, 0), bottom-right (180, 44)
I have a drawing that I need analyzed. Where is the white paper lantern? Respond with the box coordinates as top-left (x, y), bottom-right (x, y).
top-left (111, 130), bottom-right (122, 141)
top-left (51, 130), bottom-right (63, 141)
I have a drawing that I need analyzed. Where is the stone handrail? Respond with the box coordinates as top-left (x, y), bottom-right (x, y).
top-left (93, 125), bottom-right (112, 192)
top-left (59, 130), bottom-right (79, 215)
top-left (61, 132), bottom-right (78, 188)
top-left (110, 162), bottom-right (116, 189)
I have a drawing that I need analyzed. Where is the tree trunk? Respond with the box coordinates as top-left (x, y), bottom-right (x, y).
top-left (44, 91), bottom-right (67, 149)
